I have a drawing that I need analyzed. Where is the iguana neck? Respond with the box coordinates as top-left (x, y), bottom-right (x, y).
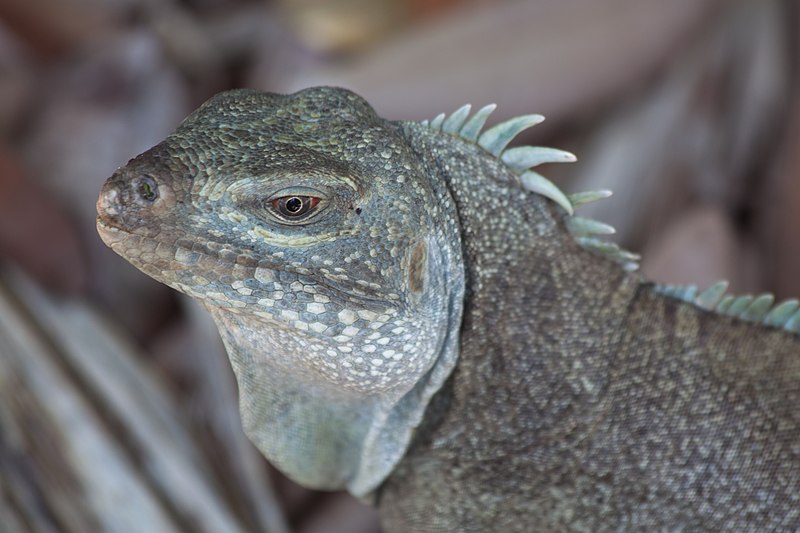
top-left (400, 121), bottom-right (641, 450)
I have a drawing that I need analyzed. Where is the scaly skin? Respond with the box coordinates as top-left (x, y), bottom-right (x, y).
top-left (98, 87), bottom-right (800, 532)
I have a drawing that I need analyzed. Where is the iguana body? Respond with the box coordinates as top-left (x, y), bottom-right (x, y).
top-left (96, 87), bottom-right (800, 531)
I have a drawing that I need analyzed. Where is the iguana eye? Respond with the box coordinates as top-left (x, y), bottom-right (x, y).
top-left (270, 195), bottom-right (320, 220)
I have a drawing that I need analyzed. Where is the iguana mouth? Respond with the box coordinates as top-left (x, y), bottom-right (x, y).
top-left (95, 217), bottom-right (126, 244)
top-left (98, 214), bottom-right (397, 314)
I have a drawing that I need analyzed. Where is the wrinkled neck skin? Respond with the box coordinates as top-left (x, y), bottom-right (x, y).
top-left (402, 120), bottom-right (640, 420)
top-left (207, 153), bottom-right (466, 497)
top-left (378, 123), bottom-right (642, 521)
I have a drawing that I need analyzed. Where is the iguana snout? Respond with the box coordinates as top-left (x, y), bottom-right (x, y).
top-left (97, 169), bottom-right (173, 237)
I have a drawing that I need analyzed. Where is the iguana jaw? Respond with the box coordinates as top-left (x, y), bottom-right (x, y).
top-left (100, 185), bottom-right (466, 495)
top-left (209, 236), bottom-right (464, 495)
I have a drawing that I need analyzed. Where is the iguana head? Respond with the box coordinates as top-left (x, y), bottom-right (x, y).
top-left (96, 87), bottom-right (466, 495)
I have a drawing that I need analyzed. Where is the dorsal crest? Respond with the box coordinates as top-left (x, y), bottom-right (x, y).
top-left (420, 104), bottom-right (640, 271)
top-left (655, 281), bottom-right (800, 335)
top-left (421, 104), bottom-right (800, 337)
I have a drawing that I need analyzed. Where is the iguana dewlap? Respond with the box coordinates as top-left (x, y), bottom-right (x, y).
top-left (96, 87), bottom-right (800, 532)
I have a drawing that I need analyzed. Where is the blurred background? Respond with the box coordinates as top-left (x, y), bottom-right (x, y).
top-left (0, 0), bottom-right (798, 531)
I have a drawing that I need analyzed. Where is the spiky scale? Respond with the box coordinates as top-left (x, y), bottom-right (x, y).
top-left (741, 294), bottom-right (775, 322)
top-left (660, 285), bottom-right (678, 298)
top-left (726, 296), bottom-right (754, 317)
top-left (785, 309), bottom-right (800, 334)
top-left (421, 102), bottom-right (625, 269)
top-left (459, 103), bottom-right (496, 142)
top-left (764, 299), bottom-right (800, 327)
top-left (659, 285), bottom-right (678, 298)
top-left (681, 285), bottom-right (699, 301)
top-left (501, 146), bottom-right (577, 172)
top-left (610, 248), bottom-right (640, 263)
top-left (519, 171), bottom-right (573, 215)
top-left (622, 262), bottom-right (639, 272)
top-left (695, 281), bottom-right (729, 310)
top-left (575, 236), bottom-right (613, 253)
top-left (478, 114), bottom-right (545, 157)
top-left (567, 216), bottom-right (616, 237)
top-left (569, 190), bottom-right (613, 209)
top-left (657, 285), bottom-right (675, 298)
top-left (431, 103), bottom-right (622, 268)
top-left (659, 284), bottom-right (698, 302)
top-left (430, 113), bottom-right (446, 131)
top-left (716, 295), bottom-right (735, 314)
top-left (575, 238), bottom-right (640, 264)
top-left (671, 285), bottom-right (687, 298)
top-left (441, 104), bottom-right (472, 134)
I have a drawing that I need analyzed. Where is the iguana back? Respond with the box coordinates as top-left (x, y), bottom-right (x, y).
top-left (96, 87), bottom-right (800, 532)
top-left (380, 122), bottom-right (800, 531)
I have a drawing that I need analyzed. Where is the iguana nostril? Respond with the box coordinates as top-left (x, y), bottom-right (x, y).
top-left (97, 180), bottom-right (121, 221)
top-left (135, 175), bottom-right (159, 202)
top-left (97, 173), bottom-right (164, 234)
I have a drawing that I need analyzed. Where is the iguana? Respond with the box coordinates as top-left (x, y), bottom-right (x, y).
top-left (96, 87), bottom-right (800, 532)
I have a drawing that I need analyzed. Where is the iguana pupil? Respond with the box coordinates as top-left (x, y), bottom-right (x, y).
top-left (285, 197), bottom-right (302, 213)
top-left (272, 195), bottom-right (317, 218)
